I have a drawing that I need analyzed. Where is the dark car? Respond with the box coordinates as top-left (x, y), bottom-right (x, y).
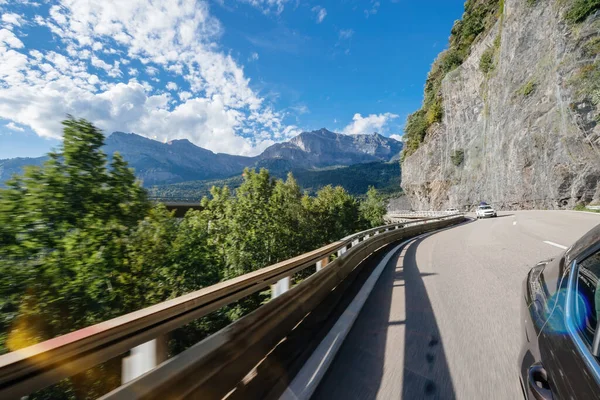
top-left (520, 223), bottom-right (600, 399)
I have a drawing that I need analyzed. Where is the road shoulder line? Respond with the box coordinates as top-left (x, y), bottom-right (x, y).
top-left (543, 240), bottom-right (568, 250)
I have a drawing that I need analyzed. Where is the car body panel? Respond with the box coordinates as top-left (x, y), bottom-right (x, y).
top-left (519, 224), bottom-right (600, 399)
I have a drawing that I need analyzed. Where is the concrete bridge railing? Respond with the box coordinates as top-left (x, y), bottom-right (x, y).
top-left (0, 215), bottom-right (465, 399)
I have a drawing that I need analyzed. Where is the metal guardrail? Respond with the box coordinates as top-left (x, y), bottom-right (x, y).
top-left (0, 215), bottom-right (465, 399)
top-left (385, 210), bottom-right (459, 222)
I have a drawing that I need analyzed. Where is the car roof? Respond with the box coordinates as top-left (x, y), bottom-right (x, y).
top-left (566, 223), bottom-right (600, 265)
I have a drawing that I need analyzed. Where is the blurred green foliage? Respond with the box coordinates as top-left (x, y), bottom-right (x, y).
top-left (0, 118), bottom-right (388, 398)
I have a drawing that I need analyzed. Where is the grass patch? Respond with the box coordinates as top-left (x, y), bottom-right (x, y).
top-left (565, 0), bottom-right (600, 24)
top-left (493, 34), bottom-right (501, 49)
top-left (574, 204), bottom-right (600, 212)
top-left (527, 0), bottom-right (537, 6)
top-left (517, 79), bottom-right (537, 97)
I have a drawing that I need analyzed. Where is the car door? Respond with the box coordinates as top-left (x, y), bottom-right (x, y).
top-left (534, 245), bottom-right (600, 399)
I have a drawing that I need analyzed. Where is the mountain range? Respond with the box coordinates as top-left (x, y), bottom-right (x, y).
top-left (0, 128), bottom-right (402, 187)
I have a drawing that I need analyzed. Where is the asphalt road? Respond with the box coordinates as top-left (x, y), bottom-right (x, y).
top-left (313, 211), bottom-right (600, 400)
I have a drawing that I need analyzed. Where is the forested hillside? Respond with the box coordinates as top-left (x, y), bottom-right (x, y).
top-left (149, 161), bottom-right (402, 201)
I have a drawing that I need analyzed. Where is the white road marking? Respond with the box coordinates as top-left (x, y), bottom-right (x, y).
top-left (543, 241), bottom-right (568, 250)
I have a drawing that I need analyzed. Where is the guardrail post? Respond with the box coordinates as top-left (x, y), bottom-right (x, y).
top-left (316, 255), bottom-right (330, 272)
top-left (271, 276), bottom-right (291, 299)
top-left (122, 335), bottom-right (167, 383)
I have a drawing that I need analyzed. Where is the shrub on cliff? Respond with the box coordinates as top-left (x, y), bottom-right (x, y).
top-left (565, 0), bottom-right (600, 24)
top-left (402, 110), bottom-right (429, 159)
top-left (451, 149), bottom-right (465, 166)
top-left (582, 36), bottom-right (600, 58)
top-left (517, 80), bottom-right (537, 97)
top-left (568, 62), bottom-right (600, 100)
top-left (479, 47), bottom-right (495, 73)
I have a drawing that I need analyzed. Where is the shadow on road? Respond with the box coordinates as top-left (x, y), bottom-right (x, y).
top-left (313, 235), bottom-right (456, 399)
top-left (477, 214), bottom-right (514, 219)
top-left (401, 237), bottom-right (456, 399)
top-left (312, 243), bottom-right (399, 399)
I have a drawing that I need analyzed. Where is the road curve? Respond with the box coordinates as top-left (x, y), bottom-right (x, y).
top-left (313, 211), bottom-right (600, 400)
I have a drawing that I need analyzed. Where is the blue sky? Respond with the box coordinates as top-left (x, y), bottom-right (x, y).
top-left (0, 0), bottom-right (464, 159)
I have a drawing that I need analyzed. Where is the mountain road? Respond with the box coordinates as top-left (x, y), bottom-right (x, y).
top-left (313, 210), bottom-right (600, 400)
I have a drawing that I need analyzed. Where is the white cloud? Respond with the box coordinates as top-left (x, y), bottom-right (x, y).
top-left (178, 91), bottom-right (192, 101)
top-left (91, 56), bottom-right (121, 77)
top-left (342, 112), bottom-right (399, 135)
top-left (290, 104), bottom-right (309, 114)
top-left (166, 81), bottom-right (178, 90)
top-left (364, 1), bottom-right (380, 18)
top-left (145, 66), bottom-right (158, 76)
top-left (338, 29), bottom-right (354, 40)
top-left (0, 28), bottom-right (24, 48)
top-left (239, 0), bottom-right (290, 14)
top-left (2, 13), bottom-right (23, 27)
top-left (248, 52), bottom-right (259, 62)
top-left (0, 0), bottom-right (293, 156)
top-left (311, 6), bottom-right (327, 23)
top-left (390, 134), bottom-right (402, 142)
top-left (6, 121), bottom-right (24, 131)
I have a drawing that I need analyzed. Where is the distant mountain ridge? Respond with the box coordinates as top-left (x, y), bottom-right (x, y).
top-left (103, 132), bottom-right (254, 185)
top-left (260, 128), bottom-right (402, 169)
top-left (0, 128), bottom-right (402, 186)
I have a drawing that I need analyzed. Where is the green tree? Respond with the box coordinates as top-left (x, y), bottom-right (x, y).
top-left (0, 118), bottom-right (151, 354)
top-left (359, 187), bottom-right (387, 228)
top-left (268, 173), bottom-right (312, 260)
top-left (0, 118), bottom-right (153, 398)
top-left (304, 185), bottom-right (361, 245)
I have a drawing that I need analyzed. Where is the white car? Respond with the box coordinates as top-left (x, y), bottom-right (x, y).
top-left (445, 208), bottom-right (459, 214)
top-left (476, 205), bottom-right (497, 219)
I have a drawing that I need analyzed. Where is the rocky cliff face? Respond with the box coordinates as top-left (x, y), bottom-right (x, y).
top-left (402, 0), bottom-right (600, 210)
